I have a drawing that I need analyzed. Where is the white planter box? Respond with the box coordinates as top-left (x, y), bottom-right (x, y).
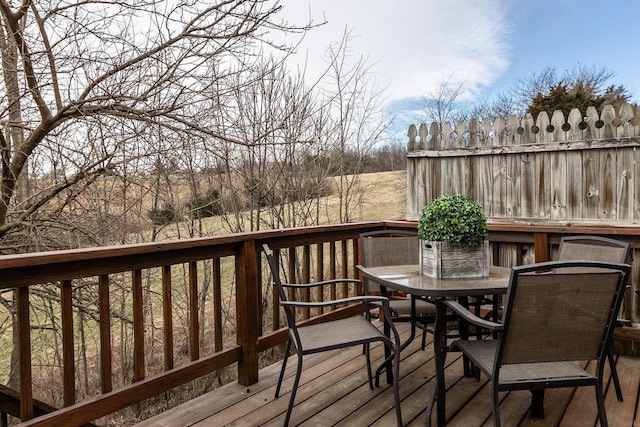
top-left (420, 240), bottom-right (489, 279)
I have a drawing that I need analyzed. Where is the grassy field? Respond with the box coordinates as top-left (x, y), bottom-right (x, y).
top-left (356, 170), bottom-right (407, 221)
top-left (154, 170), bottom-right (408, 240)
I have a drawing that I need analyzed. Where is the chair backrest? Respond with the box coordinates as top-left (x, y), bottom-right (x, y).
top-left (496, 260), bottom-right (630, 368)
top-left (557, 236), bottom-right (631, 318)
top-left (557, 235), bottom-right (630, 264)
top-left (359, 230), bottom-right (419, 292)
top-left (262, 244), bottom-right (297, 330)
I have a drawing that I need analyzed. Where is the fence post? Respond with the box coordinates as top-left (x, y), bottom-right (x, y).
top-left (236, 239), bottom-right (260, 385)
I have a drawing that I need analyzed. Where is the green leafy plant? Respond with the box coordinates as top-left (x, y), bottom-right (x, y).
top-left (417, 194), bottom-right (487, 247)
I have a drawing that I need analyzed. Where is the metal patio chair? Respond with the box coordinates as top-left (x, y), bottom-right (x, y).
top-left (444, 260), bottom-right (630, 427)
top-left (557, 235), bottom-right (630, 401)
top-left (263, 244), bottom-right (403, 427)
top-left (359, 229), bottom-right (437, 350)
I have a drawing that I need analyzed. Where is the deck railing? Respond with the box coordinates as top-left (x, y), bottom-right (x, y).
top-left (0, 220), bottom-right (638, 426)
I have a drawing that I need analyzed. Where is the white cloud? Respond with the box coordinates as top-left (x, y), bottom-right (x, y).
top-left (278, 0), bottom-right (511, 102)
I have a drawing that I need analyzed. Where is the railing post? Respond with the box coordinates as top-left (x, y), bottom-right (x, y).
top-left (236, 240), bottom-right (260, 385)
top-left (534, 232), bottom-right (551, 262)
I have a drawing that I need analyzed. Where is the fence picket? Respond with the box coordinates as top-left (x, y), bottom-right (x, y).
top-left (407, 103), bottom-right (640, 221)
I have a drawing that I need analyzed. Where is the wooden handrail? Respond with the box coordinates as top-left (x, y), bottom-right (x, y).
top-left (0, 219), bottom-right (636, 426)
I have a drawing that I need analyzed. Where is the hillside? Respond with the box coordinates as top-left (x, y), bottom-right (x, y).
top-left (355, 170), bottom-right (407, 221)
top-left (154, 170), bottom-right (408, 241)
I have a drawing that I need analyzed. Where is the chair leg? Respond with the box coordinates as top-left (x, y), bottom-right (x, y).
top-left (421, 327), bottom-right (427, 350)
top-left (492, 296), bottom-right (500, 339)
top-left (400, 323), bottom-right (416, 351)
top-left (530, 389), bottom-right (545, 419)
top-left (375, 352), bottom-right (394, 387)
top-left (491, 384), bottom-right (501, 427)
top-left (607, 347), bottom-right (623, 402)
top-left (275, 339), bottom-right (292, 398)
top-left (284, 351), bottom-right (304, 427)
top-left (364, 343), bottom-right (374, 390)
top-left (396, 296), bottom-right (417, 352)
top-left (595, 382), bottom-right (609, 427)
top-left (410, 296), bottom-right (417, 339)
top-left (474, 298), bottom-right (483, 340)
top-left (391, 341), bottom-right (403, 427)
top-left (424, 382), bottom-right (437, 427)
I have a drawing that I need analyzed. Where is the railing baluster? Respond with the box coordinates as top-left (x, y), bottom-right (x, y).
top-left (302, 245), bottom-right (311, 319)
top-left (213, 258), bottom-right (223, 352)
top-left (316, 243), bottom-right (324, 314)
top-left (16, 286), bottom-right (33, 421)
top-left (287, 247), bottom-right (296, 319)
top-left (61, 280), bottom-right (75, 406)
top-left (341, 240), bottom-right (348, 298)
top-left (161, 266), bottom-right (174, 370)
top-left (329, 242), bottom-right (337, 310)
top-left (99, 274), bottom-right (112, 393)
top-left (257, 253), bottom-right (263, 337)
top-left (270, 252), bottom-right (280, 331)
top-left (188, 261), bottom-right (199, 361)
top-left (351, 238), bottom-right (358, 280)
top-left (132, 269), bottom-right (145, 382)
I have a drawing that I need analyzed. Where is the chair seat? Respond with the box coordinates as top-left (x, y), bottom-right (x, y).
top-left (389, 298), bottom-right (436, 316)
top-left (297, 316), bottom-right (385, 353)
top-left (454, 340), bottom-right (595, 386)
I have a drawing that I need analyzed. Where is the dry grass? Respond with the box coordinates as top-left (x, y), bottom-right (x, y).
top-left (152, 170), bottom-right (407, 240)
top-left (357, 170), bottom-right (407, 221)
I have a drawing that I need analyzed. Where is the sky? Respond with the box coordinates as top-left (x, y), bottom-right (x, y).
top-left (278, 0), bottom-right (640, 137)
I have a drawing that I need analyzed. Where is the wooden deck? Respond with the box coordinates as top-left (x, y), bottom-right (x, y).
top-left (136, 323), bottom-right (640, 426)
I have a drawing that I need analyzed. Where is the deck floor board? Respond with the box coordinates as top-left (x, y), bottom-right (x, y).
top-left (136, 322), bottom-right (639, 427)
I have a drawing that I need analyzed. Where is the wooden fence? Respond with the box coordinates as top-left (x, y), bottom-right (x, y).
top-left (406, 102), bottom-right (640, 221)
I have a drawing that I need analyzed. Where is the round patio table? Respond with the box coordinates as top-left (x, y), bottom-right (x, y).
top-left (357, 264), bottom-right (511, 427)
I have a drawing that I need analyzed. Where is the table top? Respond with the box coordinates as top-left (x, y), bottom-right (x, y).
top-left (357, 264), bottom-right (512, 298)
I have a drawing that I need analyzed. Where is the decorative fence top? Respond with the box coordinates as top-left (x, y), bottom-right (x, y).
top-left (405, 102), bottom-right (640, 223)
top-left (407, 103), bottom-right (640, 152)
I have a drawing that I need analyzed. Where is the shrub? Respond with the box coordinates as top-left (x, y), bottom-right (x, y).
top-left (148, 204), bottom-right (178, 226)
top-left (187, 189), bottom-right (223, 219)
top-left (417, 194), bottom-right (487, 247)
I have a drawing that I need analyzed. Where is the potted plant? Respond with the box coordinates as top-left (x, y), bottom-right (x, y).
top-left (417, 194), bottom-right (489, 278)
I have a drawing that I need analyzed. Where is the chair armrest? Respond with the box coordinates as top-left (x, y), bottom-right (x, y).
top-left (443, 300), bottom-right (504, 332)
top-left (280, 278), bottom-right (361, 289)
top-left (281, 295), bottom-right (388, 308)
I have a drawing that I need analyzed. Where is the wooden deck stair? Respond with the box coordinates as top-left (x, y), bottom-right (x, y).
top-left (136, 322), bottom-right (640, 426)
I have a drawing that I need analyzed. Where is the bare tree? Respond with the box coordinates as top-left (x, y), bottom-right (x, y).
top-left (0, 0), bottom-right (314, 251)
top-left (184, 32), bottom-right (392, 231)
top-left (0, 1), bottom-right (319, 416)
top-left (422, 77), bottom-right (469, 127)
top-left (319, 31), bottom-right (392, 223)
